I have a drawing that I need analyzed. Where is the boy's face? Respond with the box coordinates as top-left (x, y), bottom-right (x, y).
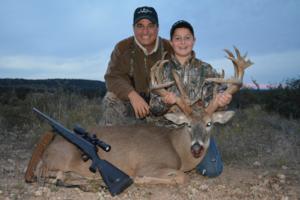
top-left (171, 28), bottom-right (195, 59)
top-left (134, 19), bottom-right (158, 51)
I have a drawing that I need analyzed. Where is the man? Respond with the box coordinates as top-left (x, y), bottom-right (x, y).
top-left (100, 6), bottom-right (172, 125)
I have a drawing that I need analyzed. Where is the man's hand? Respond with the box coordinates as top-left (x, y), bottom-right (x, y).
top-left (128, 90), bottom-right (150, 118)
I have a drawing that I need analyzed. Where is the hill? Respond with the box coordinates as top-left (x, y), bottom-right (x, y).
top-left (0, 78), bottom-right (107, 99)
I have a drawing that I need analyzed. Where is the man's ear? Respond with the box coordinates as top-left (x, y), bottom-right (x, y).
top-left (212, 111), bottom-right (235, 124)
top-left (164, 113), bottom-right (190, 125)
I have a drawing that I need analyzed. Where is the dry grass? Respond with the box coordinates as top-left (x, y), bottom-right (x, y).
top-left (216, 105), bottom-right (300, 169)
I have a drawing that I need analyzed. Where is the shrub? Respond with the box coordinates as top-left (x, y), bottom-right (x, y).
top-left (262, 77), bottom-right (300, 118)
top-left (231, 77), bottom-right (300, 119)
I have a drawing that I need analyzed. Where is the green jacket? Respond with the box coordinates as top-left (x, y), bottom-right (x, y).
top-left (150, 52), bottom-right (220, 116)
top-left (104, 36), bottom-right (173, 101)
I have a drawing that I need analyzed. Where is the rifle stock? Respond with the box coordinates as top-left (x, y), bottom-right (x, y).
top-left (93, 158), bottom-right (134, 195)
top-left (32, 107), bottom-right (133, 196)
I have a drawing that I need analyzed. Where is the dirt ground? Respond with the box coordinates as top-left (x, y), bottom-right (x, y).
top-left (0, 149), bottom-right (299, 200)
top-left (0, 108), bottom-right (299, 200)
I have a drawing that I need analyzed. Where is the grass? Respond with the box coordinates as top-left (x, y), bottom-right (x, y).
top-left (0, 90), bottom-right (299, 171)
top-left (0, 91), bottom-right (102, 137)
top-left (215, 106), bottom-right (300, 168)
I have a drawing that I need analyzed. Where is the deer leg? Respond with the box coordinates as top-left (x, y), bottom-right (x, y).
top-left (134, 168), bottom-right (189, 185)
top-left (54, 171), bottom-right (103, 192)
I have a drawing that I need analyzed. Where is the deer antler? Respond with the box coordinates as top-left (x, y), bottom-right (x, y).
top-left (150, 60), bottom-right (192, 115)
top-left (205, 46), bottom-right (253, 115)
top-left (171, 70), bottom-right (191, 105)
top-left (150, 60), bottom-right (174, 90)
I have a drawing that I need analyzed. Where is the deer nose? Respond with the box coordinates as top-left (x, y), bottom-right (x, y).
top-left (191, 142), bottom-right (204, 158)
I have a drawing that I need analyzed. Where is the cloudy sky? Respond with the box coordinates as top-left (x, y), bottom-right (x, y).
top-left (0, 0), bottom-right (299, 85)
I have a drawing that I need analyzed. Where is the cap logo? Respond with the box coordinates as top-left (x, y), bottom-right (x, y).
top-left (133, 6), bottom-right (158, 25)
top-left (137, 8), bottom-right (152, 14)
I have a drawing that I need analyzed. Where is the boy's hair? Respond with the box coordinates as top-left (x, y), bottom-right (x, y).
top-left (170, 20), bottom-right (194, 39)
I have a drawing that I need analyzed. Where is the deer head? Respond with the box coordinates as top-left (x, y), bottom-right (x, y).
top-left (150, 47), bottom-right (253, 158)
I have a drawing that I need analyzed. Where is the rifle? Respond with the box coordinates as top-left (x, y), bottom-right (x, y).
top-left (32, 107), bottom-right (133, 196)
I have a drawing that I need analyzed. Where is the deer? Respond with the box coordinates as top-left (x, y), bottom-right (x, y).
top-left (25, 47), bottom-right (253, 189)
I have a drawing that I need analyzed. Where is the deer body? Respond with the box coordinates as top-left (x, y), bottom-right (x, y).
top-left (38, 124), bottom-right (206, 185)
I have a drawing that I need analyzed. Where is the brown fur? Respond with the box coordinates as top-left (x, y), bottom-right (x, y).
top-left (29, 111), bottom-right (234, 188)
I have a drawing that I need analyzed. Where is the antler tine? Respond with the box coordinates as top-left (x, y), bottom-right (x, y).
top-left (224, 48), bottom-right (238, 77)
top-left (205, 47), bottom-right (253, 116)
top-left (150, 60), bottom-right (192, 115)
top-left (150, 81), bottom-right (175, 90)
top-left (205, 78), bottom-right (242, 85)
top-left (171, 70), bottom-right (191, 105)
top-left (224, 48), bottom-right (234, 59)
top-left (221, 69), bottom-right (225, 78)
top-left (150, 60), bottom-right (170, 89)
top-left (150, 60), bottom-right (160, 86)
top-left (233, 46), bottom-right (241, 59)
top-left (245, 58), bottom-right (254, 69)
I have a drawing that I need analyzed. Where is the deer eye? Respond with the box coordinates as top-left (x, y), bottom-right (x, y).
top-left (206, 122), bottom-right (212, 127)
top-left (184, 122), bottom-right (192, 129)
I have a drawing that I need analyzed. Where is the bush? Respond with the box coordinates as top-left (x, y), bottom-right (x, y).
top-left (0, 90), bottom-right (102, 131)
top-left (262, 77), bottom-right (300, 118)
top-left (231, 77), bottom-right (300, 119)
top-left (215, 107), bottom-right (300, 168)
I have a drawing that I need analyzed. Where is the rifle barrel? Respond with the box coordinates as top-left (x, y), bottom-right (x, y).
top-left (32, 107), bottom-right (97, 160)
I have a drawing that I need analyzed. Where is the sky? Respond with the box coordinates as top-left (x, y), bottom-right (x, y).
top-left (0, 0), bottom-right (299, 86)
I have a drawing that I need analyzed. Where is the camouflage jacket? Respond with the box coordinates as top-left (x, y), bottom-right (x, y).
top-left (149, 51), bottom-right (220, 116)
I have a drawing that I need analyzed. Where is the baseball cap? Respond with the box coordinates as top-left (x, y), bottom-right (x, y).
top-left (133, 6), bottom-right (158, 25)
top-left (170, 20), bottom-right (194, 39)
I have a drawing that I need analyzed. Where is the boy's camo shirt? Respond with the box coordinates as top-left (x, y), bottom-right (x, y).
top-left (149, 52), bottom-right (221, 116)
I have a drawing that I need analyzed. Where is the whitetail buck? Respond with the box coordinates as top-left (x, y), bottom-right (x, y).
top-left (25, 47), bottom-right (252, 188)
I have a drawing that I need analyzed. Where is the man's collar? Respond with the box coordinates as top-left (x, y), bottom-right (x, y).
top-left (134, 36), bottom-right (160, 55)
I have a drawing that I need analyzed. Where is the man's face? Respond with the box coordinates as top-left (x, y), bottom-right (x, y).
top-left (134, 19), bottom-right (158, 51)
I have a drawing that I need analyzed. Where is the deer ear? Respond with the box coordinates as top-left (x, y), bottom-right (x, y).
top-left (164, 113), bottom-right (190, 125)
top-left (212, 111), bottom-right (235, 124)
